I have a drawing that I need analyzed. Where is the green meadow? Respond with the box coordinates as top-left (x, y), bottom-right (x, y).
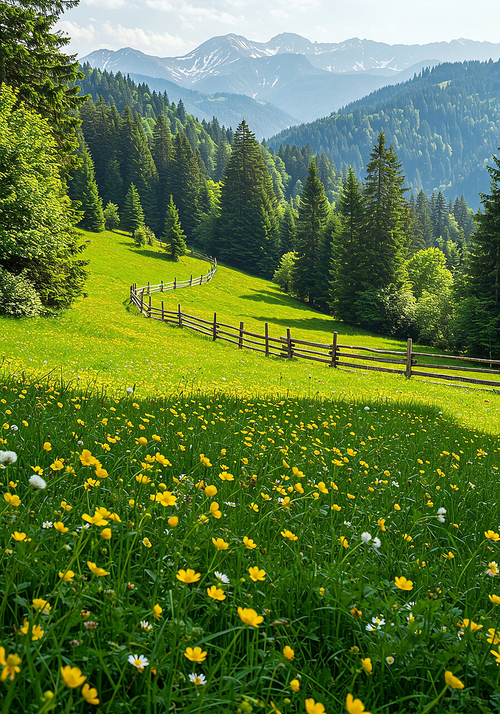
top-left (1, 230), bottom-right (500, 713)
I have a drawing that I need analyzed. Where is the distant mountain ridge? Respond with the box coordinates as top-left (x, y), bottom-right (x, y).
top-left (268, 59), bottom-right (500, 208)
top-left (81, 34), bottom-right (500, 125)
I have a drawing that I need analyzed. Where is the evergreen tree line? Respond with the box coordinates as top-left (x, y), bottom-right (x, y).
top-left (272, 132), bottom-right (500, 360)
top-left (268, 59), bottom-right (500, 209)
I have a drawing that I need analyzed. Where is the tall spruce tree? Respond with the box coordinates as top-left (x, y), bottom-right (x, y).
top-left (278, 204), bottom-right (297, 256)
top-left (169, 132), bottom-right (201, 242)
top-left (121, 183), bottom-right (144, 236)
top-left (329, 167), bottom-right (365, 321)
top-left (291, 160), bottom-right (330, 304)
top-left (361, 132), bottom-right (409, 291)
top-left (0, 0), bottom-right (86, 169)
top-left (162, 196), bottom-right (187, 261)
top-left (216, 120), bottom-right (280, 278)
top-left (457, 150), bottom-right (500, 357)
top-left (68, 131), bottom-right (104, 232)
top-left (151, 114), bottom-right (173, 228)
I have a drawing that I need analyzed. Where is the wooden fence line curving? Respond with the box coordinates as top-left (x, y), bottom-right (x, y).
top-left (129, 287), bottom-right (500, 390)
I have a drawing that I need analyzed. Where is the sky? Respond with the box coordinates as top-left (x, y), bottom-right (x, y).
top-left (57, 0), bottom-right (500, 59)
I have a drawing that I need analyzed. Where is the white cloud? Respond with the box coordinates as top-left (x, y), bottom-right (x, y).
top-left (144, 0), bottom-right (173, 10)
top-left (176, 3), bottom-right (241, 24)
top-left (271, 8), bottom-right (289, 18)
top-left (58, 20), bottom-right (97, 45)
top-left (101, 22), bottom-right (189, 53)
top-left (83, 0), bottom-right (129, 8)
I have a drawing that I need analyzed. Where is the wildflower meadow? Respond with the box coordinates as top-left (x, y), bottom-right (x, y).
top-left (1, 369), bottom-right (500, 714)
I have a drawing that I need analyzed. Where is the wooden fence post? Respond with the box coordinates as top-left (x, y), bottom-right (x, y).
top-left (161, 301), bottom-right (165, 321)
top-left (147, 281), bottom-right (150, 295)
top-left (239, 321), bottom-right (244, 349)
top-left (331, 331), bottom-right (338, 368)
top-left (190, 275), bottom-right (193, 286)
top-left (148, 294), bottom-right (152, 318)
top-left (178, 303), bottom-right (182, 328)
top-left (200, 274), bottom-right (203, 285)
top-left (406, 338), bottom-right (412, 378)
top-left (161, 280), bottom-right (164, 292)
top-left (174, 277), bottom-right (177, 289)
top-left (213, 312), bottom-right (217, 341)
top-left (140, 290), bottom-right (144, 314)
top-left (265, 322), bottom-right (269, 357)
top-left (287, 328), bottom-right (293, 359)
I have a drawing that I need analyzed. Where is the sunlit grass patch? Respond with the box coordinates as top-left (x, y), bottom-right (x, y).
top-left (1, 372), bottom-right (500, 712)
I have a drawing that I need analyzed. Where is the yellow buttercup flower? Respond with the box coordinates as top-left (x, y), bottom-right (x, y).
top-left (205, 484), bottom-right (217, 496)
top-left (243, 536), bottom-right (257, 549)
top-left (485, 530), bottom-right (500, 541)
top-left (290, 678), bottom-right (300, 692)
top-left (444, 670), bottom-right (464, 689)
top-left (0, 648), bottom-right (21, 681)
top-left (346, 693), bottom-right (371, 714)
top-left (238, 607), bottom-right (263, 628)
top-left (207, 585), bottom-right (226, 601)
top-left (212, 537), bottom-right (229, 550)
top-left (489, 594), bottom-right (500, 604)
top-left (32, 599), bottom-right (51, 614)
top-left (101, 528), bottom-right (112, 540)
top-left (153, 604), bottom-right (162, 619)
top-left (305, 698), bottom-right (326, 714)
top-left (12, 531), bottom-right (27, 542)
top-left (61, 665), bottom-right (86, 688)
top-left (361, 657), bottom-right (372, 674)
top-left (87, 561), bottom-right (110, 577)
top-left (4, 493), bottom-right (21, 507)
top-left (395, 576), bottom-right (413, 591)
top-left (281, 529), bottom-right (298, 541)
top-left (59, 570), bottom-right (75, 582)
top-left (155, 491), bottom-right (177, 507)
top-left (248, 566), bottom-right (266, 582)
top-left (184, 646), bottom-right (207, 662)
top-left (176, 568), bottom-right (201, 584)
top-left (54, 522), bottom-right (69, 533)
top-left (20, 620), bottom-right (44, 641)
top-left (283, 645), bottom-right (294, 660)
top-left (82, 683), bottom-right (100, 705)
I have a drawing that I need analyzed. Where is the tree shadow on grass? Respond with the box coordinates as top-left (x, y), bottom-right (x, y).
top-left (239, 288), bottom-right (316, 311)
top-left (117, 241), bottom-right (172, 262)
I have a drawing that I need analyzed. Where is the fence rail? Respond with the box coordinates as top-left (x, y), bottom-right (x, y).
top-left (131, 253), bottom-right (217, 298)
top-left (129, 291), bottom-right (500, 390)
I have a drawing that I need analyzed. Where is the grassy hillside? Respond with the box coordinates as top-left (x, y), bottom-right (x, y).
top-left (1, 229), bottom-right (500, 433)
top-left (2, 230), bottom-right (500, 713)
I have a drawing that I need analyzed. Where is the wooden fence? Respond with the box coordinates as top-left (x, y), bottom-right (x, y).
top-left (131, 253), bottom-right (217, 299)
top-left (128, 292), bottom-right (500, 390)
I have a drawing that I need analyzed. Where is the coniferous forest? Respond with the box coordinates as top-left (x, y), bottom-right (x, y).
top-left (2, 13), bottom-right (500, 360)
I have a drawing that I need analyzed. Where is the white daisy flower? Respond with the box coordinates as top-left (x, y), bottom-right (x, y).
top-left (386, 656), bottom-right (395, 665)
top-left (42, 521), bottom-right (53, 529)
top-left (361, 532), bottom-right (372, 544)
top-left (140, 621), bottom-right (152, 632)
top-left (128, 654), bottom-right (149, 669)
top-left (189, 672), bottom-right (207, 685)
top-left (214, 571), bottom-right (229, 584)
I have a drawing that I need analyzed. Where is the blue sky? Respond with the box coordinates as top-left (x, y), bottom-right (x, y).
top-left (56, 0), bottom-right (500, 59)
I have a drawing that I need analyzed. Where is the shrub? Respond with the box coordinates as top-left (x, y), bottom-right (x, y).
top-left (0, 268), bottom-right (43, 317)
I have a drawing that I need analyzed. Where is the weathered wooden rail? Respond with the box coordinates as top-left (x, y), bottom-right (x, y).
top-left (129, 288), bottom-right (500, 389)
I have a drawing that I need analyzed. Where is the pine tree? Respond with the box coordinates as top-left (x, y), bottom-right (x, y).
top-left (329, 167), bottom-right (365, 321)
top-left (416, 190), bottom-right (434, 247)
top-left (0, 0), bottom-right (86, 169)
top-left (216, 121), bottom-right (280, 278)
top-left (151, 114), bottom-right (173, 227)
top-left (361, 132), bottom-right (409, 291)
top-left (432, 191), bottom-right (447, 243)
top-left (169, 132), bottom-right (201, 242)
top-left (278, 204), bottom-right (296, 255)
top-left (121, 183), bottom-right (144, 236)
top-left (162, 196), bottom-right (187, 261)
top-left (291, 160), bottom-right (330, 304)
top-left (68, 131), bottom-right (104, 232)
top-left (458, 151), bottom-right (500, 357)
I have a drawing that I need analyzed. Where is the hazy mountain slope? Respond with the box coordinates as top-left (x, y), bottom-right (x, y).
top-left (268, 60), bottom-right (500, 207)
top-left (128, 73), bottom-right (297, 138)
top-left (81, 34), bottom-right (500, 126)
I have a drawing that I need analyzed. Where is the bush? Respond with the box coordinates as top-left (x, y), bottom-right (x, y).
top-left (0, 268), bottom-right (44, 317)
top-left (354, 285), bottom-right (417, 338)
top-left (133, 225), bottom-right (155, 248)
top-left (103, 202), bottom-right (120, 231)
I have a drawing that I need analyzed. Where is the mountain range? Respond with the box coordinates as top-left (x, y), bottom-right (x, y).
top-left (81, 33), bottom-right (500, 128)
